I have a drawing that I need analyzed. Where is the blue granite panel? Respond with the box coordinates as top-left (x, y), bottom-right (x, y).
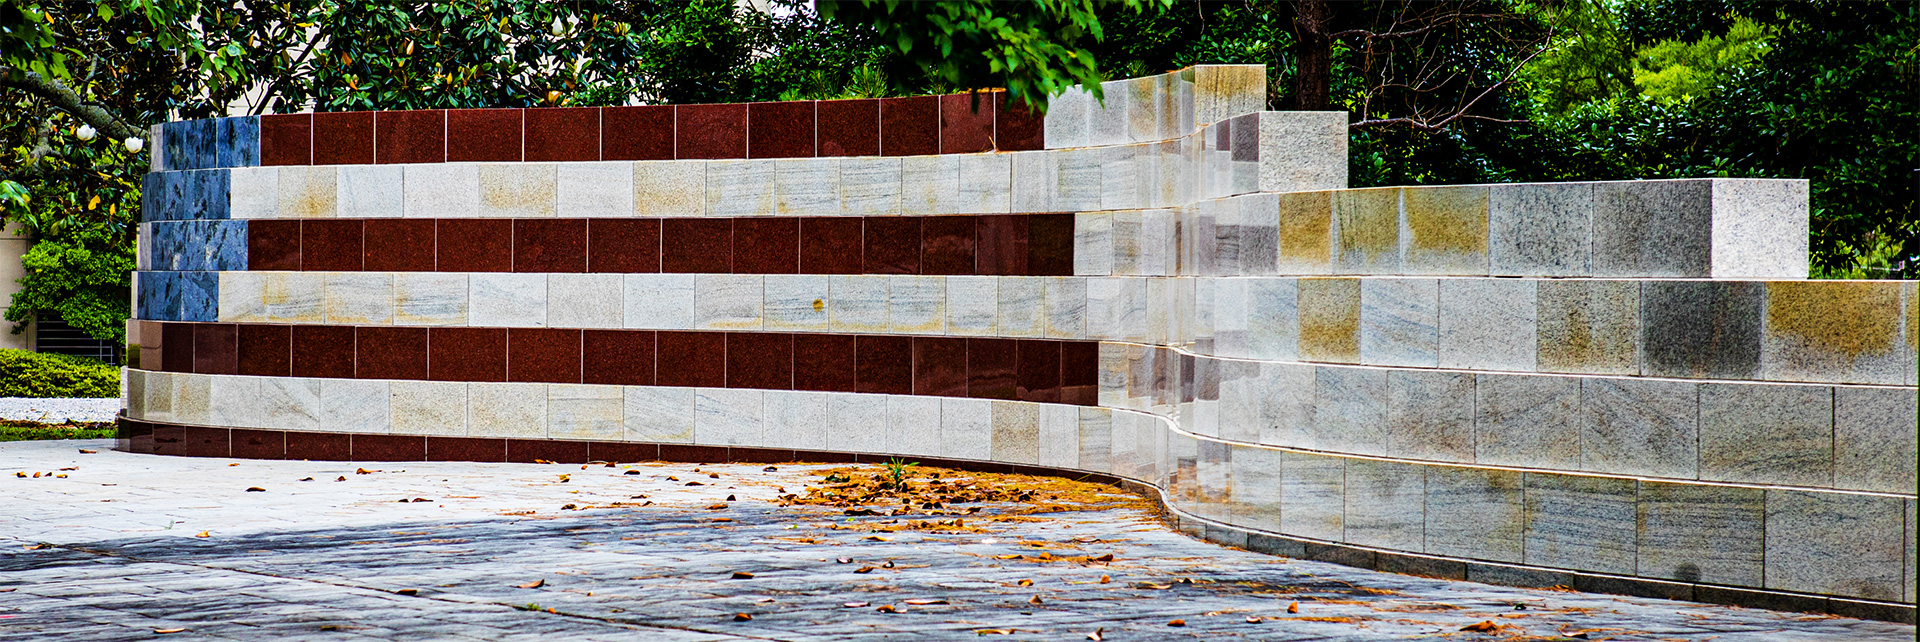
top-left (216, 116), bottom-right (261, 167)
top-left (148, 221), bottom-right (248, 271)
top-left (137, 271), bottom-right (180, 320)
top-left (180, 271), bottom-right (219, 322)
top-left (140, 172), bottom-right (168, 222)
top-left (162, 122), bottom-right (190, 171)
top-left (193, 169), bottom-right (231, 220)
top-left (139, 169), bottom-right (227, 222)
top-left (189, 119), bottom-right (218, 169)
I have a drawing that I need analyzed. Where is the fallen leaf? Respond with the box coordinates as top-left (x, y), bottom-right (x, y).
top-left (58, 466), bottom-right (77, 471)
top-left (334, 476), bottom-right (346, 482)
top-left (1287, 602), bottom-right (1299, 614)
top-left (411, 498), bottom-right (431, 503)
top-left (862, 536), bottom-right (890, 542)
top-left (974, 630), bottom-right (1013, 635)
top-left (1098, 575), bottom-right (1111, 584)
top-left (228, 463), bottom-right (239, 467)
top-left (355, 468), bottom-right (376, 475)
top-left (1244, 616), bottom-right (1262, 623)
top-left (1092, 553), bottom-right (1114, 562)
top-left (245, 487), bottom-right (265, 492)
top-left (903, 598), bottom-right (947, 605)
top-left (298, 477), bottom-right (314, 482)
top-left (730, 572), bottom-right (754, 580)
top-left (394, 589), bottom-right (418, 596)
top-left (154, 628), bottom-right (188, 634)
top-left (706, 503), bottom-right (729, 510)
top-left (843, 602), bottom-right (869, 608)
top-left (732, 613), bottom-right (753, 621)
top-left (763, 466), bottom-right (778, 472)
top-left (623, 470), bottom-right (641, 475)
top-left (517, 579), bottom-right (545, 589)
top-left (54, 474), bottom-right (66, 478)
top-left (709, 473), bottom-right (720, 479)
top-left (725, 494), bottom-right (737, 501)
top-left (666, 476), bottom-right (679, 481)
top-left (193, 531), bottom-right (210, 538)
top-left (853, 566), bottom-right (876, 574)
top-left (1017, 579), bottom-right (1033, 586)
top-left (875, 604), bottom-right (898, 613)
top-left (1167, 619), bottom-right (1186, 627)
top-left (882, 560), bottom-right (895, 568)
top-left (78, 449), bottom-right (96, 454)
top-left (1086, 629), bottom-right (1104, 641)
top-left (560, 504), bottom-right (578, 510)
top-left (1461, 621), bottom-right (1501, 632)
top-left (685, 481), bottom-right (704, 486)
top-left (836, 557), bottom-right (852, 564)
top-left (1027, 595), bottom-right (1044, 605)
top-left (557, 474), bottom-right (571, 483)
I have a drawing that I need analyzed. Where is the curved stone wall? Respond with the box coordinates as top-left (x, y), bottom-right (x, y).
top-left (122, 65), bottom-right (1916, 620)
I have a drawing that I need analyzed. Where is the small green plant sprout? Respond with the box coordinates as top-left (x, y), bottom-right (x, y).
top-left (883, 458), bottom-right (919, 489)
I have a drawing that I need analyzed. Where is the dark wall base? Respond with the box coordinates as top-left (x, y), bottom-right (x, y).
top-left (115, 418), bottom-right (1917, 625)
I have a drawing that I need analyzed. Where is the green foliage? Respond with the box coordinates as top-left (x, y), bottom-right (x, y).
top-left (6, 226), bottom-right (134, 343)
top-left (0, 348), bottom-right (120, 398)
top-left (0, 422), bottom-right (116, 442)
top-left (1630, 14), bottom-right (1773, 103)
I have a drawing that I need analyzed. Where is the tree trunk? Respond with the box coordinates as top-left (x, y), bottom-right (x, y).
top-left (1291, 0), bottom-right (1333, 111)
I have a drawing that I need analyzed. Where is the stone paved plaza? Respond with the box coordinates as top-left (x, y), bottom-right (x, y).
top-left (0, 439), bottom-right (1911, 641)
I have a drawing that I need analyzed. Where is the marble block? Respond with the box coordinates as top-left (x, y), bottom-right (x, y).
top-left (1640, 280), bottom-right (1762, 379)
top-left (888, 276), bottom-right (945, 334)
top-left (172, 372), bottom-right (211, 425)
top-left (261, 272), bottom-right (324, 323)
top-left (390, 381), bottom-right (467, 436)
top-left (634, 160), bottom-right (707, 217)
top-left (254, 377), bottom-right (320, 432)
top-left (337, 165), bottom-right (403, 218)
top-left (1636, 481), bottom-right (1764, 587)
top-left (548, 274), bottom-right (624, 329)
top-left (763, 274), bottom-right (831, 332)
top-left (1042, 86), bottom-right (1091, 149)
top-left (990, 401), bottom-right (1041, 465)
top-left (1385, 370), bottom-right (1475, 463)
top-left (901, 155), bottom-right (960, 215)
top-left (957, 153), bottom-right (1011, 214)
top-left (1245, 278), bottom-right (1300, 361)
top-left (278, 166), bottom-right (338, 218)
top-left (839, 157), bottom-right (902, 216)
top-left (1039, 404), bottom-right (1080, 468)
top-left (1579, 378), bottom-right (1698, 479)
top-left (549, 384), bottom-right (623, 440)
top-left (401, 164), bottom-right (478, 218)
top-left (828, 276), bottom-right (889, 333)
top-left (1010, 151), bottom-right (1054, 213)
top-left (558, 162), bottom-right (635, 218)
top-left (320, 379), bottom-right (390, 434)
top-left (1698, 382), bottom-right (1832, 487)
top-left (624, 274), bottom-right (695, 330)
top-left (1043, 277), bottom-right (1087, 340)
top-left (1523, 472), bottom-right (1636, 575)
top-left (1437, 278), bottom-right (1536, 371)
top-left (1313, 367), bottom-right (1388, 456)
top-left (885, 395), bottom-right (943, 458)
top-left (625, 386), bottom-right (694, 443)
top-left (996, 277), bottom-right (1044, 338)
top-left (478, 163), bottom-right (556, 218)
top-left (694, 388), bottom-right (763, 446)
top-left (1297, 277), bottom-right (1360, 363)
top-left (1192, 65), bottom-right (1265, 128)
top-left (1536, 279), bottom-right (1639, 375)
top-left (1075, 407), bottom-right (1113, 473)
top-left (1709, 179), bottom-right (1809, 279)
top-left (1098, 146), bottom-right (1143, 211)
top-left (1254, 362), bottom-right (1315, 449)
top-left (1489, 182), bottom-right (1592, 277)
top-left (1592, 180), bottom-right (1711, 277)
top-left (1761, 280), bottom-right (1910, 385)
top-left (1342, 459), bottom-right (1426, 551)
top-left (774, 157), bottom-right (840, 216)
top-left (1832, 386), bottom-right (1917, 494)
top-left (1423, 467), bottom-right (1525, 563)
top-left (1474, 374), bottom-right (1580, 470)
top-left (468, 382), bottom-right (547, 438)
top-left (470, 273), bottom-right (548, 327)
top-left (762, 390), bottom-right (830, 450)
top-left (827, 394), bottom-right (887, 453)
top-left (1074, 213), bottom-right (1114, 276)
top-left (1764, 489), bottom-right (1905, 601)
top-left (1052, 148), bottom-right (1102, 212)
top-left (1400, 186), bottom-right (1489, 275)
top-left (940, 397), bottom-right (994, 461)
top-left (693, 274), bottom-right (763, 331)
top-left (705, 160), bottom-right (776, 218)
top-left (1278, 451), bottom-right (1344, 541)
top-left (394, 273), bottom-right (468, 326)
top-left (208, 376), bottom-right (257, 429)
top-left (945, 277), bottom-right (997, 336)
top-left (215, 271), bottom-right (265, 323)
top-left (323, 273), bottom-right (395, 326)
top-left (1088, 79), bottom-right (1132, 147)
top-left (1333, 187), bottom-right (1400, 273)
top-left (229, 166), bottom-right (278, 219)
top-left (1359, 278), bottom-right (1438, 367)
top-left (1258, 112), bottom-right (1348, 195)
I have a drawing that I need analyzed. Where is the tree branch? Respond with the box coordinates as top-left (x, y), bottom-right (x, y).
top-left (0, 65), bottom-right (144, 142)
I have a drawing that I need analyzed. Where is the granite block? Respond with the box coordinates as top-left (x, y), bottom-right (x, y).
top-left (602, 105), bottom-right (674, 161)
top-left (677, 103), bottom-right (748, 159)
top-left (1832, 386), bottom-right (1917, 494)
top-left (1044, 277), bottom-right (1087, 340)
top-left (256, 377), bottom-right (321, 432)
top-left (1765, 489), bottom-right (1905, 601)
top-left (1333, 187), bottom-right (1399, 273)
top-left (1297, 277), bottom-right (1360, 363)
top-left (1343, 458), bottom-right (1426, 551)
top-left (337, 165), bottom-right (403, 218)
top-left (557, 161), bottom-right (635, 218)
top-left (774, 157), bottom-right (840, 216)
top-left (889, 276), bottom-right (944, 333)
top-left (478, 163), bottom-right (556, 218)
top-left (763, 274), bottom-right (830, 332)
top-left (633, 160), bottom-right (706, 217)
top-left (401, 164), bottom-right (479, 218)
top-left (314, 112), bottom-right (377, 165)
top-left (1193, 65), bottom-right (1265, 127)
top-left (839, 157), bottom-right (901, 216)
top-left (826, 394), bottom-right (887, 453)
top-left (1710, 179), bottom-right (1809, 278)
top-left (1359, 278), bottom-right (1438, 367)
top-left (901, 154), bottom-right (960, 215)
top-left (1097, 145), bottom-right (1142, 211)
top-left (1314, 367), bottom-right (1388, 456)
top-left (693, 274), bottom-right (763, 330)
top-left (1009, 151), bottom-right (1053, 213)
top-left (1279, 451), bottom-right (1344, 541)
top-left (1038, 404), bottom-right (1079, 468)
top-left (816, 99), bottom-right (878, 157)
top-left (1040, 86), bottom-right (1090, 149)
top-left (319, 379), bottom-right (390, 434)
top-left (467, 382), bottom-right (547, 438)
top-left (1474, 373), bottom-right (1580, 469)
top-left (1125, 76), bottom-right (1160, 143)
top-left (879, 96), bottom-right (938, 156)
top-left (1636, 481), bottom-right (1764, 587)
top-left (624, 274), bottom-right (695, 330)
top-left (1423, 467), bottom-right (1525, 563)
top-left (1640, 280), bottom-right (1762, 379)
top-left (694, 388), bottom-right (763, 446)
top-left (1074, 406), bottom-right (1112, 472)
top-left (259, 113), bottom-right (311, 166)
top-left (1225, 444), bottom-right (1282, 531)
top-left (989, 401), bottom-right (1040, 465)
top-left (1257, 112), bottom-right (1348, 194)
top-left (207, 375), bottom-right (256, 428)
top-left (747, 100), bottom-right (816, 158)
top-left (277, 166), bottom-right (337, 218)
top-left (446, 108), bottom-right (523, 162)
top-left (229, 166), bottom-right (278, 219)
top-left (625, 386), bottom-right (695, 443)
top-left (1438, 278), bottom-right (1537, 371)
top-left (1489, 182), bottom-right (1592, 276)
top-left (1592, 180), bottom-right (1711, 277)
top-left (1762, 281), bottom-right (1910, 385)
top-left (762, 390), bottom-right (829, 450)
top-left (1401, 186), bottom-right (1489, 275)
top-left (996, 277), bottom-right (1044, 338)
top-left (885, 395), bottom-right (943, 457)
top-left (393, 273), bottom-right (467, 326)
top-left (1580, 378), bottom-right (1698, 479)
top-left (1244, 278), bottom-right (1299, 361)
top-left (1052, 148), bottom-right (1102, 212)
top-left (435, 218), bottom-right (510, 272)
top-left (1073, 213), bottom-right (1113, 276)
top-left (469, 273), bottom-right (547, 327)
top-left (259, 272), bottom-right (323, 323)
top-left (1536, 279), bottom-right (1639, 375)
top-left (705, 159), bottom-right (776, 218)
top-left (1087, 80), bottom-right (1131, 146)
top-left (945, 276), bottom-right (997, 336)
top-left (1523, 472), bottom-right (1637, 575)
top-left (547, 274), bottom-right (623, 329)
top-left (828, 275), bottom-right (889, 333)
top-left (1698, 382), bottom-right (1832, 487)
top-left (373, 109), bottom-right (446, 164)
top-left (322, 273), bottom-right (395, 325)
top-left (1385, 370), bottom-right (1475, 463)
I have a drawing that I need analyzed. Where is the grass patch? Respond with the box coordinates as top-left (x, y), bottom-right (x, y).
top-left (0, 421), bottom-right (116, 442)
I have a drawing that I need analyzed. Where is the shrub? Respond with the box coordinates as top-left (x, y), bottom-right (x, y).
top-left (0, 349), bottom-right (119, 398)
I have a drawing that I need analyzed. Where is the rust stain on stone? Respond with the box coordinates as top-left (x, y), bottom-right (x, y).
top-left (1334, 188), bottom-right (1399, 266)
top-left (1297, 277), bottom-right (1360, 363)
top-left (1402, 186), bottom-right (1488, 258)
top-left (1278, 191), bottom-right (1332, 266)
top-left (1765, 281), bottom-right (1899, 358)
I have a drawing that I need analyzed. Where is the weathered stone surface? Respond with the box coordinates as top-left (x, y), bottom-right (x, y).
top-left (1401, 185), bottom-right (1489, 275)
top-left (1698, 382), bottom-right (1832, 487)
top-left (1710, 178), bottom-right (1810, 278)
top-left (1385, 370), bottom-right (1475, 463)
top-left (1525, 473), bottom-right (1637, 576)
top-left (1475, 374), bottom-right (1580, 470)
top-left (1592, 180), bottom-right (1712, 277)
top-left (1640, 280), bottom-right (1763, 379)
top-left (1439, 278), bottom-right (1537, 371)
top-left (1636, 481), bottom-right (1764, 587)
top-left (1580, 378), bottom-right (1697, 479)
top-left (1832, 386), bottom-right (1918, 494)
top-left (1537, 279), bottom-right (1639, 375)
top-left (1490, 182), bottom-right (1592, 276)
top-left (1333, 187), bottom-right (1401, 274)
top-left (1762, 281), bottom-right (1911, 385)
top-left (1765, 489), bottom-right (1906, 601)
top-left (1297, 277), bottom-right (1360, 363)
top-left (1424, 467), bottom-right (1526, 563)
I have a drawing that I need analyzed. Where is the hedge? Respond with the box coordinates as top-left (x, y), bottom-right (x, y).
top-left (0, 349), bottom-right (119, 398)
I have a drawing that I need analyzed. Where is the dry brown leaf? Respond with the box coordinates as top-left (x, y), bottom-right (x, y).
top-left (1098, 575), bottom-right (1111, 584)
top-left (730, 571), bottom-right (754, 580)
top-left (903, 598), bottom-right (947, 605)
top-left (1027, 595), bottom-right (1044, 605)
top-left (78, 449), bottom-right (96, 454)
top-left (853, 566), bottom-right (876, 574)
top-left (623, 470), bottom-right (641, 475)
top-left (875, 604), bottom-right (898, 613)
top-left (1085, 629), bottom-right (1104, 641)
top-left (725, 494), bottom-right (736, 501)
top-left (355, 468), bottom-right (376, 475)
top-left (706, 503), bottom-right (729, 510)
top-left (1017, 579), bottom-right (1033, 586)
top-left (245, 487), bottom-right (265, 492)
top-left (1092, 553), bottom-right (1114, 562)
top-left (298, 477), bottom-right (314, 482)
top-left (836, 557), bottom-right (853, 564)
top-left (517, 579), bottom-right (545, 589)
top-left (974, 630), bottom-right (1013, 635)
top-left (732, 613), bottom-right (753, 621)
top-left (1287, 601), bottom-right (1299, 613)
top-left (394, 589), bottom-right (418, 596)
top-left (1460, 621), bottom-right (1502, 632)
top-left (193, 531), bottom-right (210, 538)
top-left (709, 473), bottom-right (721, 479)
top-left (1167, 619), bottom-right (1186, 627)
top-left (1245, 616), bottom-right (1263, 623)
top-left (862, 536), bottom-right (890, 542)
top-left (153, 628), bottom-right (187, 634)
